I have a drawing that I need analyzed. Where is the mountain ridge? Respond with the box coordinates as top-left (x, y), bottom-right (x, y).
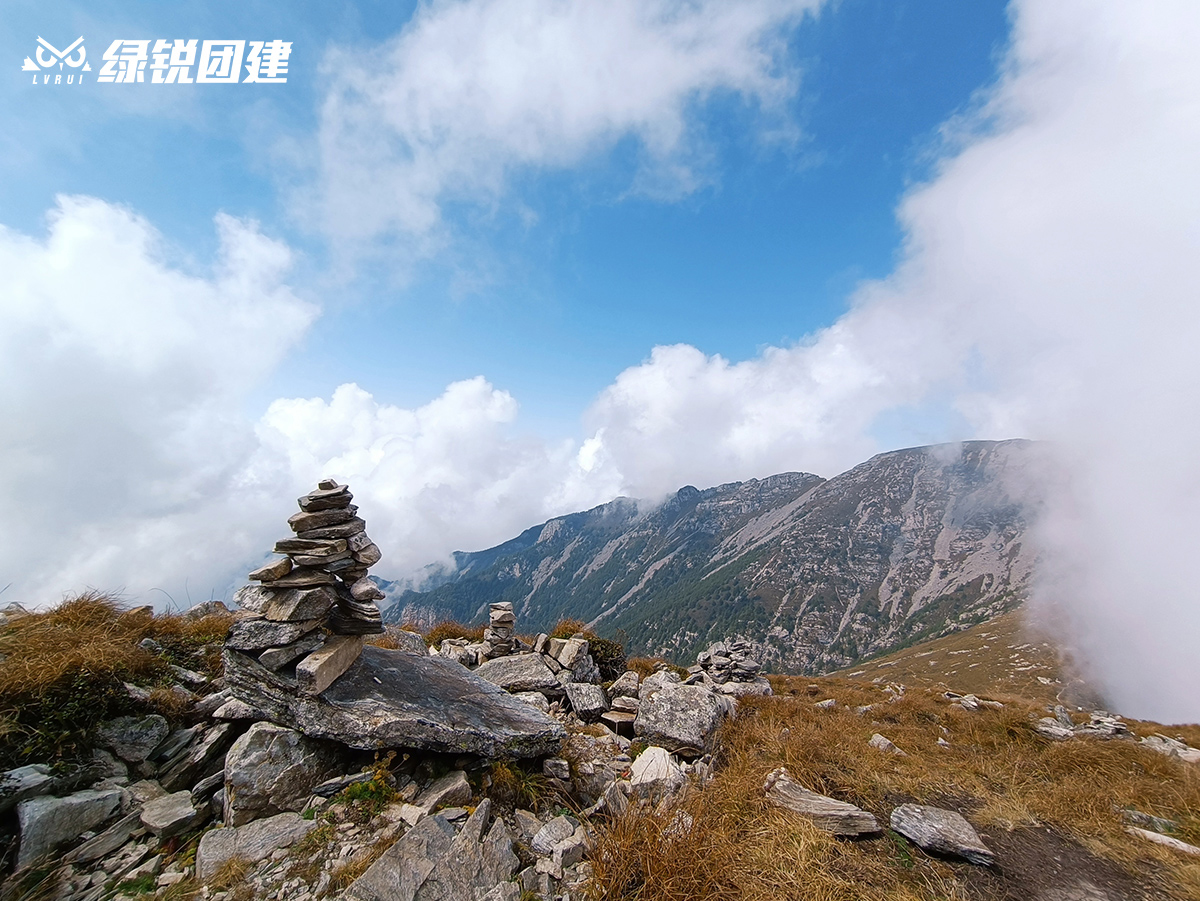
top-left (384, 439), bottom-right (1044, 673)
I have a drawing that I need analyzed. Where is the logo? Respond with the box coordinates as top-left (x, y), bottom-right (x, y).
top-left (22, 36), bottom-right (91, 84)
top-left (23, 35), bottom-right (292, 86)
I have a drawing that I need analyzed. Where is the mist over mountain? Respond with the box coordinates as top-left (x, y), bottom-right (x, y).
top-left (384, 439), bottom-right (1043, 671)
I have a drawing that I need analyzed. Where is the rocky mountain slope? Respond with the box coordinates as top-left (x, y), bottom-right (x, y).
top-left (384, 439), bottom-right (1044, 672)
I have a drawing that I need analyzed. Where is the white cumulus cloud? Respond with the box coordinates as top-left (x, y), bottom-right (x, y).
top-left (313, 0), bottom-right (820, 252)
top-left (0, 196), bottom-right (317, 607)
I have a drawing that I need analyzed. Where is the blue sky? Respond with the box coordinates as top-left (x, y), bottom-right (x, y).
top-left (5, 0), bottom-right (1200, 721)
top-left (4, 0), bottom-right (1007, 425)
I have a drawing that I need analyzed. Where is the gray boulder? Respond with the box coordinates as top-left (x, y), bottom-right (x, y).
top-left (473, 654), bottom-right (561, 694)
top-left (94, 714), bottom-right (169, 763)
top-left (764, 768), bottom-right (878, 836)
top-left (889, 804), bottom-right (994, 865)
top-left (16, 789), bottom-right (122, 870)
top-left (564, 683), bottom-right (608, 722)
top-left (512, 691), bottom-right (550, 712)
top-left (0, 764), bottom-right (54, 815)
top-left (634, 684), bottom-right (732, 754)
top-left (223, 722), bottom-right (342, 826)
top-left (196, 812), bottom-right (316, 880)
top-left (225, 645), bottom-right (565, 758)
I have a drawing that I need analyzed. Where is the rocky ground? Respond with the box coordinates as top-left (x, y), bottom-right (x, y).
top-left (2, 596), bottom-right (1198, 901)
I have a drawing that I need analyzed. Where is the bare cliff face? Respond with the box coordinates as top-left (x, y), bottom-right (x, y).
top-left (384, 440), bottom-right (1044, 673)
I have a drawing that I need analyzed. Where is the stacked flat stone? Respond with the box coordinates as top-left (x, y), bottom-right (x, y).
top-left (687, 639), bottom-right (771, 696)
top-left (264, 479), bottom-right (386, 635)
top-left (483, 602), bottom-right (517, 656)
top-left (695, 639), bottom-right (761, 684)
top-left (230, 480), bottom-right (385, 697)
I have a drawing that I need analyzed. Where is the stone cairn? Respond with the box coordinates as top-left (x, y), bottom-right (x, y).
top-left (229, 479), bottom-right (385, 696)
top-left (483, 602), bottom-right (517, 656)
top-left (689, 639), bottom-right (772, 696)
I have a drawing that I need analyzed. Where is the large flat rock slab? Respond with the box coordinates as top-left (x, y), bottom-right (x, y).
top-left (764, 767), bottom-right (879, 836)
top-left (225, 645), bottom-right (566, 758)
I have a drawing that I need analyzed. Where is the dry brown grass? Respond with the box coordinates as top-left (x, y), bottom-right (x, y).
top-left (423, 620), bottom-right (486, 647)
top-left (0, 592), bottom-right (233, 767)
top-left (628, 657), bottom-right (686, 676)
top-left (330, 833), bottom-right (401, 891)
top-left (588, 677), bottom-right (1200, 900)
top-left (550, 618), bottom-right (591, 639)
top-left (365, 625), bottom-right (423, 650)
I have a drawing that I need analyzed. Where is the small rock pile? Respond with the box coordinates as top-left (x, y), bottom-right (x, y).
top-left (688, 639), bottom-right (772, 696)
top-left (229, 480), bottom-right (384, 698)
top-left (484, 602), bottom-right (517, 656)
top-left (1035, 707), bottom-right (1132, 741)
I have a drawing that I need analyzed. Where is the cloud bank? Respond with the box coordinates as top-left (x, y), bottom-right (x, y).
top-left (0, 197), bottom-right (316, 606)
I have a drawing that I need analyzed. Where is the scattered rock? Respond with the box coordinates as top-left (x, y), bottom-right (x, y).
top-left (638, 669), bottom-right (682, 701)
top-left (1140, 733), bottom-right (1200, 763)
top-left (609, 671), bottom-right (640, 698)
top-left (0, 764), bottom-right (54, 815)
top-left (64, 810), bottom-right (142, 864)
top-left (868, 733), bottom-right (907, 756)
top-left (890, 803), bottom-right (994, 865)
top-left (417, 770), bottom-right (472, 813)
top-left (159, 723), bottom-right (235, 792)
top-left (565, 682), bottom-right (609, 722)
top-left (543, 758), bottom-right (571, 781)
top-left (629, 746), bottom-right (685, 800)
top-left (94, 714), bottom-right (169, 763)
top-left (1126, 826), bottom-right (1200, 856)
top-left (531, 815), bottom-right (577, 855)
top-left (763, 768), bottom-right (879, 836)
top-left (600, 710), bottom-right (636, 737)
top-left (140, 790), bottom-right (206, 838)
top-left (212, 698), bottom-right (265, 720)
top-left (345, 799), bottom-right (518, 901)
top-left (386, 628), bottom-right (430, 656)
top-left (1035, 717), bottom-right (1076, 741)
top-left (513, 691), bottom-right (550, 712)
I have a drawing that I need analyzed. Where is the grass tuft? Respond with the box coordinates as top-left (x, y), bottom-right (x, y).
top-left (0, 592), bottom-right (234, 768)
top-left (424, 621), bottom-right (486, 647)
